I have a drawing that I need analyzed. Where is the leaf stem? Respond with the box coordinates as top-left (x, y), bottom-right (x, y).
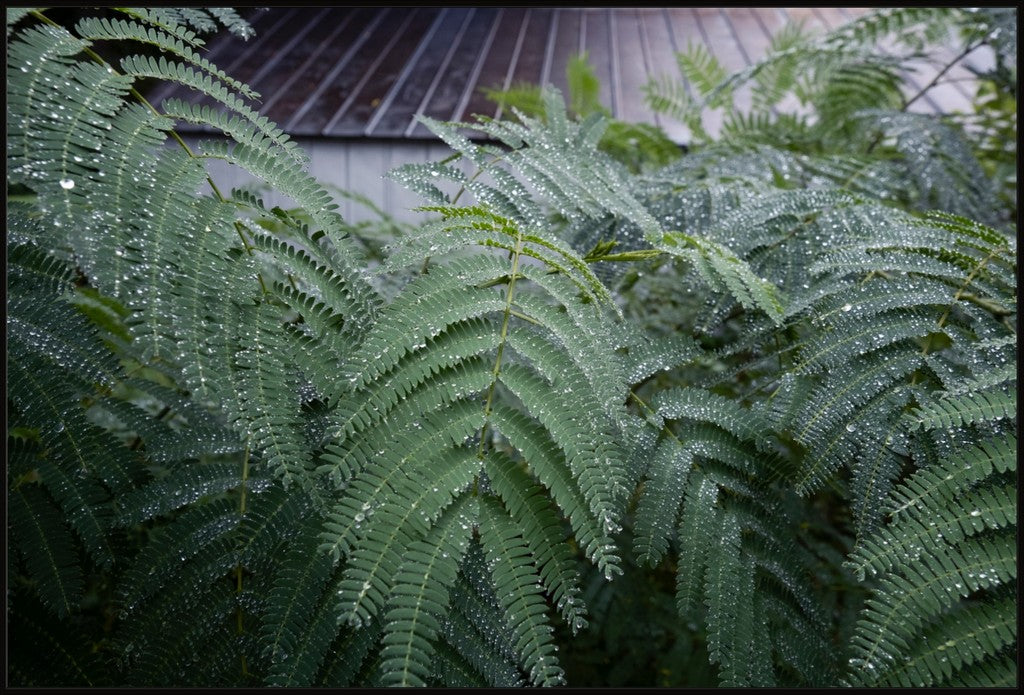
top-left (235, 440), bottom-right (251, 678)
top-left (452, 153), bottom-right (505, 206)
top-left (476, 225), bottom-right (525, 464)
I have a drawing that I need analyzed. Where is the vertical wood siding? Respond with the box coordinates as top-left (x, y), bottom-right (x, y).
top-left (191, 137), bottom-right (473, 225)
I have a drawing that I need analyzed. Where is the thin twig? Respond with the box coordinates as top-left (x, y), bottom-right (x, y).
top-left (902, 41), bottom-right (983, 111)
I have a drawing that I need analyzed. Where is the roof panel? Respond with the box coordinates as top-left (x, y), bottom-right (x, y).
top-left (154, 7), bottom-right (981, 144)
top-left (545, 9), bottom-right (584, 100)
top-left (408, 8), bottom-right (503, 138)
top-left (508, 8), bottom-right (554, 90)
top-left (366, 7), bottom-right (475, 137)
top-left (243, 8), bottom-right (337, 109)
top-left (259, 8), bottom-right (369, 127)
top-left (458, 8), bottom-right (528, 124)
top-left (581, 9), bottom-right (615, 113)
top-left (283, 9), bottom-right (406, 134)
top-left (225, 9), bottom-right (305, 87)
top-left (323, 8), bottom-right (442, 136)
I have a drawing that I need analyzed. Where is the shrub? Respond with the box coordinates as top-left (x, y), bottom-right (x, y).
top-left (6, 6), bottom-right (1016, 687)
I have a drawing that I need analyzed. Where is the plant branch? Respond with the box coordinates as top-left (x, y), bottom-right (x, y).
top-left (476, 226), bottom-right (525, 464)
top-left (235, 440), bottom-right (251, 678)
top-left (902, 41), bottom-right (983, 111)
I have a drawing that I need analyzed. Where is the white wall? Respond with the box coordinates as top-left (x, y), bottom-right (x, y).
top-left (187, 137), bottom-right (477, 226)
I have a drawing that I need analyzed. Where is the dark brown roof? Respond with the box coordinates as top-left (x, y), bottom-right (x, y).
top-left (151, 7), bottom-right (993, 143)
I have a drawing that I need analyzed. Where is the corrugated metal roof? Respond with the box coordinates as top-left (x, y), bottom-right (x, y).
top-left (151, 7), bottom-right (994, 143)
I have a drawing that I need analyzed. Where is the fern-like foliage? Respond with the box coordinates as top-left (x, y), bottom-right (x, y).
top-left (483, 52), bottom-right (682, 174)
top-left (315, 160), bottom-right (638, 682)
top-left (7, 6), bottom-right (1017, 689)
top-left (844, 431), bottom-right (1016, 687)
top-left (625, 6), bottom-right (1017, 688)
top-left (644, 7), bottom-right (1012, 229)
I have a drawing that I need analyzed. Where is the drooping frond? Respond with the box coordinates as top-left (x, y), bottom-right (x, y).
top-left (674, 42), bottom-right (728, 102)
top-left (657, 231), bottom-right (786, 324)
top-left (611, 307), bottom-right (696, 360)
top-left (7, 289), bottom-right (129, 571)
top-left (438, 541), bottom-right (528, 686)
top-left (478, 496), bottom-right (566, 686)
top-left (848, 533), bottom-right (1016, 683)
top-left (75, 16), bottom-right (257, 98)
top-left (822, 7), bottom-right (966, 50)
top-left (121, 54), bottom-right (299, 155)
top-left (315, 616), bottom-right (384, 686)
top-left (118, 497), bottom-right (240, 614)
top-left (485, 452), bottom-right (588, 631)
top-left (229, 300), bottom-right (313, 489)
top-left (119, 6), bottom-right (252, 39)
top-left (848, 474), bottom-right (1015, 581)
top-left (378, 495), bottom-right (477, 686)
top-left (9, 482), bottom-right (84, 618)
top-left (642, 73), bottom-right (702, 136)
top-left (704, 512), bottom-right (774, 686)
top-left (673, 472), bottom-right (720, 618)
top-left (6, 7), bottom-right (33, 33)
top-left (851, 591), bottom-right (1017, 687)
top-left (854, 111), bottom-right (1001, 224)
top-left (7, 589), bottom-right (107, 686)
top-left (314, 211), bottom-right (629, 680)
top-left (633, 436), bottom-right (693, 566)
top-left (201, 7), bottom-right (255, 39)
top-left (259, 515), bottom-right (336, 682)
top-left (843, 407), bottom-right (1016, 687)
top-left (372, 535), bottom-right (517, 685)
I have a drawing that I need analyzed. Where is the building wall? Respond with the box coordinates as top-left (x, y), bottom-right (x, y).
top-left (190, 137), bottom-right (474, 227)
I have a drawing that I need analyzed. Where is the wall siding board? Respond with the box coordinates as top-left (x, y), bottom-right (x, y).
top-left (185, 137), bottom-right (446, 224)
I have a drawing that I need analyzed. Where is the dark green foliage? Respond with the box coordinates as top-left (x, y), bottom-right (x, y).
top-left (482, 52), bottom-right (682, 173)
top-left (6, 6), bottom-right (1016, 688)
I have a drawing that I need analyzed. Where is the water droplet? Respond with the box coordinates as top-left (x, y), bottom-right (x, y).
top-left (60, 178), bottom-right (75, 190)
